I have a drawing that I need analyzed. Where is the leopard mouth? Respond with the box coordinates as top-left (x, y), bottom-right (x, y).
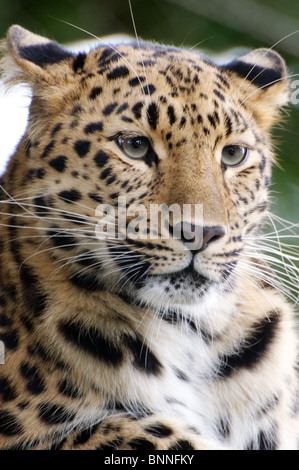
top-left (150, 264), bottom-right (210, 285)
top-left (107, 240), bottom-right (238, 304)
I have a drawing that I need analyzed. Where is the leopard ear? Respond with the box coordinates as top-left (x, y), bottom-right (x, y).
top-left (222, 49), bottom-right (289, 127)
top-left (1, 25), bottom-right (72, 86)
top-left (1, 26), bottom-right (75, 139)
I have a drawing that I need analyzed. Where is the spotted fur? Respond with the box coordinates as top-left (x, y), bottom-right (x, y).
top-left (0, 25), bottom-right (297, 450)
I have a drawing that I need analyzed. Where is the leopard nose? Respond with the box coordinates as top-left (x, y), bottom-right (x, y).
top-left (171, 222), bottom-right (226, 253)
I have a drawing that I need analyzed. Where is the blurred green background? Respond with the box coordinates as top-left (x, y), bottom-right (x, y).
top-left (1, 0), bottom-right (299, 223)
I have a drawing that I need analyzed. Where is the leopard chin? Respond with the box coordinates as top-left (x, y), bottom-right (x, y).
top-left (132, 265), bottom-right (215, 308)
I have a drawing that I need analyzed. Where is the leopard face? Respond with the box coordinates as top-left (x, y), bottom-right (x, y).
top-left (1, 26), bottom-right (288, 313)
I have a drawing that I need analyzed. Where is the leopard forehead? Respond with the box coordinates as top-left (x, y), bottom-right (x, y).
top-left (65, 43), bottom-right (242, 122)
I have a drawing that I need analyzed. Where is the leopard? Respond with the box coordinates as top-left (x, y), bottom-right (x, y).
top-left (0, 24), bottom-right (298, 450)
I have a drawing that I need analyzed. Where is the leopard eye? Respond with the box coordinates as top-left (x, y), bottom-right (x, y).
top-left (116, 136), bottom-right (150, 159)
top-left (221, 145), bottom-right (249, 167)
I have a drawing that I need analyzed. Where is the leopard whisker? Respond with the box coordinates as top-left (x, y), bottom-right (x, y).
top-left (232, 263), bottom-right (283, 316)
top-left (128, 0), bottom-right (151, 99)
top-left (116, 257), bottom-right (156, 289)
top-left (49, 245), bottom-right (136, 276)
top-left (243, 237), bottom-right (299, 281)
top-left (246, 236), bottom-right (299, 250)
top-left (17, 241), bottom-right (98, 273)
top-left (241, 252), bottom-right (299, 285)
top-left (266, 212), bottom-right (299, 235)
top-left (14, 230), bottom-right (128, 274)
top-left (244, 243), bottom-right (299, 265)
top-left (238, 258), bottom-right (299, 304)
top-left (55, 245), bottom-right (144, 271)
top-left (253, 234), bottom-right (299, 240)
top-left (2, 199), bottom-right (101, 224)
top-left (0, 187), bottom-right (49, 201)
top-left (0, 183), bottom-right (42, 221)
top-left (0, 221), bottom-right (100, 238)
top-left (5, 194), bottom-right (119, 228)
top-left (244, 235), bottom-right (299, 258)
top-left (0, 211), bottom-right (100, 231)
